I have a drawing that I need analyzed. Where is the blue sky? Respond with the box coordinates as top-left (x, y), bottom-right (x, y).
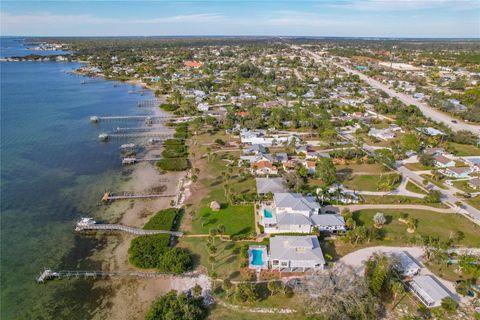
top-left (1, 1), bottom-right (479, 37)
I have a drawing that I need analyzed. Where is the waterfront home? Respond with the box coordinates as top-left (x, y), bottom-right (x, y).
top-left (433, 155), bottom-right (455, 168)
top-left (256, 177), bottom-right (286, 195)
top-left (409, 275), bottom-right (454, 308)
top-left (260, 193), bottom-right (345, 234)
top-left (252, 160), bottom-right (278, 176)
top-left (269, 236), bottom-right (325, 272)
top-left (468, 177), bottom-right (480, 189)
top-left (442, 167), bottom-right (471, 179)
top-left (368, 128), bottom-right (395, 141)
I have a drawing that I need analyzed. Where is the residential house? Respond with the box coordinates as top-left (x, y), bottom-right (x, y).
top-left (424, 148), bottom-right (445, 156)
top-left (269, 236), bottom-right (325, 272)
top-left (303, 160), bottom-right (316, 175)
top-left (368, 128), bottom-right (395, 141)
top-left (433, 155), bottom-right (455, 168)
top-left (464, 157), bottom-right (480, 172)
top-left (390, 251), bottom-right (422, 276)
top-left (274, 152), bottom-right (289, 163)
top-left (468, 177), bottom-right (480, 190)
top-left (310, 214), bottom-right (346, 232)
top-left (252, 160), bottom-right (278, 176)
top-left (409, 275), bottom-right (454, 308)
top-left (244, 144), bottom-right (266, 155)
top-left (443, 167), bottom-right (471, 179)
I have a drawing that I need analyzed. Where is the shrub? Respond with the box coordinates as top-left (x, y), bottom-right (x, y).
top-left (143, 208), bottom-right (178, 230)
top-left (145, 290), bottom-right (207, 320)
top-left (159, 103), bottom-right (179, 112)
top-left (156, 158), bottom-right (189, 171)
top-left (157, 248), bottom-right (193, 273)
top-left (129, 234), bottom-right (171, 268)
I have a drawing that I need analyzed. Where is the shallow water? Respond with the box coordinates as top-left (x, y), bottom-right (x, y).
top-left (0, 38), bottom-right (157, 319)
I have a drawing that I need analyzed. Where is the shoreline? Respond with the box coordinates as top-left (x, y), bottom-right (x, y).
top-left (78, 75), bottom-right (196, 320)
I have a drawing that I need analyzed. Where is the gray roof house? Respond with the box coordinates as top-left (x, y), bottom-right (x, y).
top-left (269, 236), bottom-right (325, 272)
top-left (311, 214), bottom-right (346, 232)
top-left (244, 144), bottom-right (266, 155)
top-left (256, 177), bottom-right (286, 195)
top-left (274, 193), bottom-right (320, 216)
top-left (260, 193), bottom-right (345, 234)
top-left (409, 275), bottom-right (454, 308)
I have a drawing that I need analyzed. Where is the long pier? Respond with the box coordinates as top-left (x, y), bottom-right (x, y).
top-left (75, 218), bottom-right (182, 236)
top-left (102, 192), bottom-right (176, 201)
top-left (37, 269), bottom-right (196, 283)
top-left (90, 115), bottom-right (172, 123)
top-left (115, 127), bottom-right (157, 133)
top-left (99, 132), bottom-right (173, 141)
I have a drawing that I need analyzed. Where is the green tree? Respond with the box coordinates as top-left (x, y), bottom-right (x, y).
top-left (373, 148), bottom-right (396, 169)
top-left (222, 278), bottom-right (233, 297)
top-left (235, 282), bottom-right (258, 303)
top-left (145, 290), bottom-right (207, 320)
top-left (402, 133), bottom-right (421, 152)
top-left (441, 297), bottom-right (457, 312)
top-left (316, 158), bottom-right (337, 186)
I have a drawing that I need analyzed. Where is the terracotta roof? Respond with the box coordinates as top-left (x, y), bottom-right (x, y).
top-left (184, 60), bottom-right (203, 68)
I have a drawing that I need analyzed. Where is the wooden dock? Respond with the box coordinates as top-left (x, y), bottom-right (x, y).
top-left (98, 132), bottom-right (173, 141)
top-left (37, 269), bottom-right (197, 283)
top-left (75, 218), bottom-right (183, 236)
top-left (90, 115), bottom-right (172, 123)
top-left (115, 127), bottom-right (157, 133)
top-left (102, 192), bottom-right (175, 201)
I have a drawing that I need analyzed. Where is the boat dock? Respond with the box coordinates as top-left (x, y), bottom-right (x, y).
top-left (102, 191), bottom-right (175, 201)
top-left (36, 268), bottom-right (196, 283)
top-left (99, 132), bottom-right (173, 141)
top-left (122, 157), bottom-right (161, 165)
top-left (90, 115), bottom-right (172, 123)
top-left (137, 100), bottom-right (160, 108)
top-left (75, 217), bottom-right (183, 236)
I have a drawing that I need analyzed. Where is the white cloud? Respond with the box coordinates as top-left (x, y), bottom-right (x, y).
top-left (324, 0), bottom-right (480, 11)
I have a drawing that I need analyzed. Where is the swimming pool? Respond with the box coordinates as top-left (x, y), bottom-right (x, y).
top-left (263, 209), bottom-right (273, 218)
top-left (251, 249), bottom-right (264, 266)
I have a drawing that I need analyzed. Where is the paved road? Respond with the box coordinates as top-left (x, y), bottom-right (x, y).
top-left (338, 204), bottom-right (454, 213)
top-left (344, 176), bottom-right (425, 199)
top-left (293, 45), bottom-right (480, 136)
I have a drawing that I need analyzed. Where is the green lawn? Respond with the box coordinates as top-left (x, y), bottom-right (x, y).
top-left (351, 209), bottom-right (480, 247)
top-left (343, 174), bottom-right (400, 191)
top-left (452, 180), bottom-right (477, 193)
top-left (447, 142), bottom-right (480, 156)
top-left (361, 195), bottom-right (447, 208)
top-left (404, 162), bottom-right (434, 171)
top-left (180, 237), bottom-right (246, 280)
top-left (191, 204), bottom-right (255, 236)
top-left (405, 181), bottom-right (427, 194)
top-left (208, 304), bottom-right (302, 320)
top-left (336, 163), bottom-right (389, 175)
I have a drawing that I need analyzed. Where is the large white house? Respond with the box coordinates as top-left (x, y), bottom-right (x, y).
top-left (269, 236), bottom-right (326, 272)
top-left (260, 193), bottom-right (345, 234)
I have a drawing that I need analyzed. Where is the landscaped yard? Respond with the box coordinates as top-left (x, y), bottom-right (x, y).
top-left (404, 162), bottom-right (434, 171)
top-left (355, 209), bottom-right (480, 246)
top-left (405, 181), bottom-right (427, 194)
top-left (342, 174), bottom-right (401, 191)
top-left (447, 142), bottom-right (480, 156)
top-left (191, 204), bottom-right (255, 237)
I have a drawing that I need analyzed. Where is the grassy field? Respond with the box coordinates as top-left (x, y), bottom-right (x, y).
top-left (342, 174), bottom-right (400, 191)
top-left (180, 237), bottom-right (246, 280)
top-left (336, 163), bottom-right (390, 175)
top-left (191, 204), bottom-right (255, 236)
top-left (452, 180), bottom-right (477, 193)
top-left (404, 162), bottom-right (434, 171)
top-left (360, 195), bottom-right (447, 208)
top-left (447, 142), bottom-right (480, 156)
top-left (405, 181), bottom-right (427, 194)
top-left (208, 304), bottom-right (303, 320)
top-left (350, 209), bottom-right (480, 247)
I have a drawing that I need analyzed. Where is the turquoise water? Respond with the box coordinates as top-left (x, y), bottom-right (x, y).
top-left (1, 38), bottom-right (157, 319)
top-left (251, 249), bottom-right (264, 266)
top-left (263, 209), bottom-right (273, 218)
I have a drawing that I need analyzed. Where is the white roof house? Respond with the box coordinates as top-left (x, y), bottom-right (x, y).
top-left (409, 275), bottom-right (454, 308)
top-left (390, 251), bottom-right (422, 276)
top-left (261, 193), bottom-right (345, 234)
top-left (368, 128), bottom-right (395, 141)
top-left (269, 236), bottom-right (325, 272)
top-left (274, 193), bottom-right (320, 216)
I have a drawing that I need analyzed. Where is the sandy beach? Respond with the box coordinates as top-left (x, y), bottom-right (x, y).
top-left (82, 88), bottom-right (201, 319)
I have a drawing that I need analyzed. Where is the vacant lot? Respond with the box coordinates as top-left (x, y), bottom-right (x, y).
top-left (191, 204), bottom-right (255, 237)
top-left (342, 174), bottom-right (400, 191)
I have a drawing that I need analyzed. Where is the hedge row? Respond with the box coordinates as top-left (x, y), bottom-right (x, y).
top-left (143, 208), bottom-right (178, 230)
